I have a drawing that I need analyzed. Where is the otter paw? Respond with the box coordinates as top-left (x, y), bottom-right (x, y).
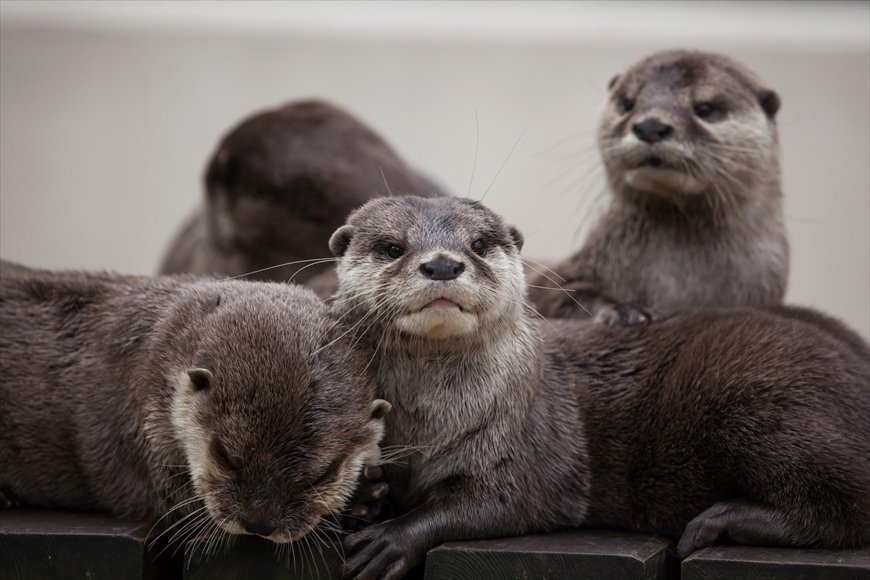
top-left (677, 502), bottom-right (733, 557)
top-left (594, 303), bottom-right (665, 327)
top-left (342, 465), bottom-right (390, 531)
top-left (343, 520), bottom-right (421, 580)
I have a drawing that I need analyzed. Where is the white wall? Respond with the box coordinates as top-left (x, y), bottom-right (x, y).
top-left (1, 1), bottom-right (868, 339)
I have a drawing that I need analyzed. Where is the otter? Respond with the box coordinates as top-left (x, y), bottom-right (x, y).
top-left (528, 50), bottom-right (788, 323)
top-left (159, 99), bottom-right (445, 299)
top-left (328, 197), bottom-right (869, 580)
top-left (0, 260), bottom-right (390, 553)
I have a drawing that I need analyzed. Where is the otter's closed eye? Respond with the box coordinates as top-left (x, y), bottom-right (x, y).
top-left (313, 457), bottom-right (344, 486)
top-left (211, 437), bottom-right (243, 473)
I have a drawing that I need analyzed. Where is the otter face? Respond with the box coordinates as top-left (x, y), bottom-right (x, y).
top-left (170, 286), bottom-right (389, 544)
top-left (329, 197), bottom-right (525, 342)
top-left (598, 50), bottom-right (780, 203)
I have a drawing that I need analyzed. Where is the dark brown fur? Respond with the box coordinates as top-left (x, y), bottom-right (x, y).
top-left (0, 260), bottom-right (388, 551)
top-left (529, 50), bottom-right (788, 322)
top-left (330, 197), bottom-right (869, 580)
top-left (159, 100), bottom-right (444, 299)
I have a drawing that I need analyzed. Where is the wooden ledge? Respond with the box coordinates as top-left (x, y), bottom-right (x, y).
top-left (0, 509), bottom-right (178, 580)
top-left (424, 530), bottom-right (674, 580)
top-left (681, 544), bottom-right (870, 580)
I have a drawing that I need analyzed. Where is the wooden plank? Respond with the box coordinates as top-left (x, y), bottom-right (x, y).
top-left (681, 545), bottom-right (870, 580)
top-left (183, 536), bottom-right (343, 580)
top-left (0, 509), bottom-right (179, 580)
top-left (424, 530), bottom-right (674, 580)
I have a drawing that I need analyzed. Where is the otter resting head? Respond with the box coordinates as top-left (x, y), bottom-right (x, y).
top-left (169, 287), bottom-right (391, 543)
top-left (328, 197), bottom-right (525, 344)
top-left (599, 49), bottom-right (781, 205)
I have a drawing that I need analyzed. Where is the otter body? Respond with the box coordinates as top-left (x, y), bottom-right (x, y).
top-left (0, 260), bottom-right (389, 547)
top-left (529, 50), bottom-right (788, 320)
top-left (330, 197), bottom-right (869, 579)
top-left (159, 100), bottom-right (445, 298)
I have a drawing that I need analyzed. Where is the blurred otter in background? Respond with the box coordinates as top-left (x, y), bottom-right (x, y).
top-left (159, 99), bottom-right (445, 298)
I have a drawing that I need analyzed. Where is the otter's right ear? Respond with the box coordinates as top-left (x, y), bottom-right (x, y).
top-left (607, 75), bottom-right (620, 91)
top-left (187, 368), bottom-right (214, 391)
top-left (329, 225), bottom-right (355, 257)
top-left (758, 89), bottom-right (781, 119)
top-left (370, 399), bottom-right (392, 420)
top-left (508, 226), bottom-right (525, 253)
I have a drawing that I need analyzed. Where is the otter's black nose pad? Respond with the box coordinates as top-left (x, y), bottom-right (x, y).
top-left (632, 119), bottom-right (673, 143)
top-left (420, 259), bottom-right (465, 281)
top-left (244, 521), bottom-right (276, 537)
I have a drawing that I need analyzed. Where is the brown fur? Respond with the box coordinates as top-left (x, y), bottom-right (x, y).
top-left (159, 99), bottom-right (445, 299)
top-left (0, 260), bottom-right (389, 551)
top-left (330, 197), bottom-right (869, 580)
top-left (528, 50), bottom-right (788, 321)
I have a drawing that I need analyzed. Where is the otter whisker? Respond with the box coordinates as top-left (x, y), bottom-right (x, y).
top-left (523, 262), bottom-right (592, 317)
top-left (465, 108), bottom-right (480, 199)
top-left (288, 258), bottom-right (342, 285)
top-left (228, 257), bottom-right (340, 280)
top-left (479, 129), bottom-right (525, 202)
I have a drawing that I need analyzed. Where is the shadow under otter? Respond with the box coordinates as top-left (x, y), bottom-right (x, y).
top-left (329, 196), bottom-right (869, 580)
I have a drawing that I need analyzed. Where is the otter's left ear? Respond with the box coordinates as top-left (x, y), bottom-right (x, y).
top-left (370, 399), bottom-right (392, 420)
top-left (508, 226), bottom-right (524, 253)
top-left (329, 225), bottom-right (355, 257)
top-left (607, 75), bottom-right (620, 91)
top-left (758, 89), bottom-right (781, 119)
top-left (187, 368), bottom-right (214, 391)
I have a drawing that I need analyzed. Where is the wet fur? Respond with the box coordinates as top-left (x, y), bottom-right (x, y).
top-left (0, 260), bottom-right (387, 550)
top-left (529, 50), bottom-right (789, 318)
top-left (332, 197), bottom-right (869, 580)
top-left (159, 99), bottom-right (445, 298)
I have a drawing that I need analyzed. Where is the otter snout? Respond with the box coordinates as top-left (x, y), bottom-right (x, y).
top-left (242, 520), bottom-right (277, 537)
top-left (420, 258), bottom-right (465, 281)
top-left (632, 118), bottom-right (673, 143)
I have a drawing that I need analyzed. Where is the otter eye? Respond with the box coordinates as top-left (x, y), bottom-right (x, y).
top-left (694, 102), bottom-right (721, 120)
top-left (618, 96), bottom-right (634, 114)
top-left (211, 438), bottom-right (242, 473)
top-left (313, 458), bottom-right (344, 487)
top-left (471, 239), bottom-right (487, 256)
top-left (384, 244), bottom-right (404, 260)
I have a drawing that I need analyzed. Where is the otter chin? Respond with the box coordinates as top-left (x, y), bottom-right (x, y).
top-left (623, 166), bottom-right (708, 197)
top-left (396, 298), bottom-right (478, 339)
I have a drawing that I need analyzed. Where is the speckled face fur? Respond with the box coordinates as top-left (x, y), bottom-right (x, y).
top-left (599, 49), bottom-right (780, 203)
top-left (169, 289), bottom-right (389, 544)
top-left (329, 197), bottom-right (526, 344)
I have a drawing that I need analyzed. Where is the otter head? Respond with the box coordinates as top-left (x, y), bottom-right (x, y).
top-left (329, 197), bottom-right (525, 344)
top-left (598, 49), bottom-right (781, 206)
top-left (203, 100), bottom-right (439, 282)
top-left (170, 283), bottom-right (389, 544)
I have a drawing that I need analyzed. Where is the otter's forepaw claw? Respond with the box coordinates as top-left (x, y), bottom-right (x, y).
top-left (594, 303), bottom-right (664, 327)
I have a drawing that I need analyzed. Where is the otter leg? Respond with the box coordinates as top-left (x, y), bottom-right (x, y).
top-left (677, 499), bottom-right (806, 557)
top-left (342, 465), bottom-right (392, 531)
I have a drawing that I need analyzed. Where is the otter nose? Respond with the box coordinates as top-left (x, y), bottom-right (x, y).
top-left (632, 119), bottom-right (673, 143)
top-left (243, 521), bottom-right (276, 537)
top-left (419, 259), bottom-right (465, 281)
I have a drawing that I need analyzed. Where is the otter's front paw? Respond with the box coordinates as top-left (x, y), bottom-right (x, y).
top-left (594, 303), bottom-right (665, 327)
top-left (342, 465), bottom-right (391, 532)
top-left (343, 519), bottom-right (424, 580)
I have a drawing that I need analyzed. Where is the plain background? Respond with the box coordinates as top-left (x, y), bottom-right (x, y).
top-left (1, 1), bottom-right (868, 339)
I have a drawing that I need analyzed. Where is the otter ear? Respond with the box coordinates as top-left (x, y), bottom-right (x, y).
top-left (200, 294), bottom-right (221, 315)
top-left (758, 89), bottom-right (780, 119)
top-left (187, 368), bottom-right (214, 391)
top-left (508, 226), bottom-right (524, 253)
top-left (607, 74), bottom-right (620, 91)
top-left (370, 399), bottom-right (392, 420)
top-left (329, 225), bottom-right (355, 257)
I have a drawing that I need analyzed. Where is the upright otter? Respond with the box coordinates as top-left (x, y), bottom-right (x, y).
top-left (0, 260), bottom-right (390, 550)
top-left (528, 50), bottom-right (788, 322)
top-left (159, 100), bottom-right (445, 298)
top-left (329, 197), bottom-right (869, 580)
